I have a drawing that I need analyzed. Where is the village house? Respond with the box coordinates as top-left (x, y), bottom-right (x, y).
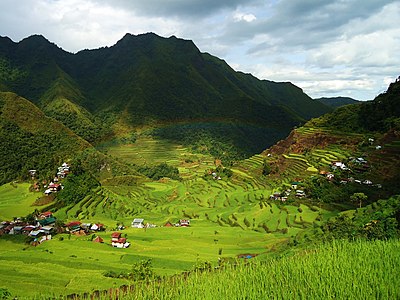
top-left (65, 221), bottom-right (82, 233)
top-left (22, 225), bottom-right (35, 235)
top-left (111, 232), bottom-right (130, 248)
top-left (270, 192), bottom-right (283, 201)
top-left (37, 217), bottom-right (56, 227)
top-left (90, 223), bottom-right (105, 231)
top-left (131, 218), bottom-right (144, 228)
top-left (57, 162), bottom-right (71, 178)
top-left (177, 219), bottom-right (190, 227)
top-left (29, 169), bottom-right (37, 178)
top-left (331, 161), bottom-right (348, 170)
top-left (164, 221), bottom-right (173, 227)
top-left (93, 236), bottom-right (104, 243)
top-left (295, 190), bottom-right (306, 198)
top-left (39, 211), bottom-right (53, 219)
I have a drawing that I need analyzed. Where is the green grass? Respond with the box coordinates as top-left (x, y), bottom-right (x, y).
top-left (18, 239), bottom-right (399, 299)
top-left (0, 183), bottom-right (44, 220)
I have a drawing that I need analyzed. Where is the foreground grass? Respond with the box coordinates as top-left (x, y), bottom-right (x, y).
top-left (83, 239), bottom-right (400, 300)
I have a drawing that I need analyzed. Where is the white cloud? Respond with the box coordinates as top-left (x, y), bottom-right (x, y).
top-left (233, 12), bottom-right (257, 23)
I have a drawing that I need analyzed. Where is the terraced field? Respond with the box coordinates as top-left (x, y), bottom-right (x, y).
top-left (0, 131), bottom-right (357, 298)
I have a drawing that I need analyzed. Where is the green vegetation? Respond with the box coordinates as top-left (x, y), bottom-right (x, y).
top-left (0, 32), bottom-right (330, 159)
top-left (0, 33), bottom-right (399, 299)
top-left (0, 183), bottom-right (43, 220)
top-left (111, 239), bottom-right (399, 300)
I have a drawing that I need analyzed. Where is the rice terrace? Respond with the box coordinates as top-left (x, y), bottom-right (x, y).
top-left (0, 26), bottom-right (400, 299)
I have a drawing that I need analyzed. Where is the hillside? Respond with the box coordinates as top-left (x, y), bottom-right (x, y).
top-left (315, 96), bottom-right (360, 107)
top-left (0, 33), bottom-right (331, 159)
top-left (0, 92), bottom-right (91, 184)
top-left (265, 78), bottom-right (400, 203)
top-left (0, 79), bottom-right (399, 298)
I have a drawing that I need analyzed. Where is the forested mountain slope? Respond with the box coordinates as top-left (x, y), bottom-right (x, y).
top-left (0, 33), bottom-right (331, 158)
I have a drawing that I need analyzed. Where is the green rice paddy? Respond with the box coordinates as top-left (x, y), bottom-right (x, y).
top-left (0, 133), bottom-right (377, 298)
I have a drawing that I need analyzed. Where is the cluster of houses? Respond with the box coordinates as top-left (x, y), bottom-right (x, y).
top-left (320, 157), bottom-right (380, 187)
top-left (131, 218), bottom-right (190, 228)
top-left (64, 221), bottom-right (105, 234)
top-left (270, 183), bottom-right (306, 202)
top-left (43, 162), bottom-right (70, 195)
top-left (0, 211), bottom-right (108, 246)
top-left (0, 211), bottom-right (57, 245)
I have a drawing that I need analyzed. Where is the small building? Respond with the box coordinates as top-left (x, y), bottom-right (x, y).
top-left (93, 236), bottom-right (104, 243)
top-left (22, 225), bottom-right (35, 235)
top-left (164, 221), bottom-right (173, 227)
top-left (29, 230), bottom-right (44, 237)
top-left (41, 226), bottom-right (54, 235)
top-left (178, 219), bottom-right (190, 227)
top-left (326, 173), bottom-right (335, 181)
top-left (110, 232), bottom-right (130, 248)
top-left (37, 217), bottom-right (56, 227)
top-left (90, 223), bottom-right (105, 231)
top-left (111, 232), bottom-right (122, 242)
top-left (40, 211), bottom-right (53, 219)
top-left (131, 218), bottom-right (144, 228)
top-left (65, 221), bottom-right (81, 232)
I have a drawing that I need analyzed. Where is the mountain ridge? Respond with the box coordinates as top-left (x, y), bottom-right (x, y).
top-left (0, 32), bottom-right (331, 162)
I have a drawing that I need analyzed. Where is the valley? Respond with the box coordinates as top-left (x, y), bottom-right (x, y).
top-left (0, 32), bottom-right (399, 299)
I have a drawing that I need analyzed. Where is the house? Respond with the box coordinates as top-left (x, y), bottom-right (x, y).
top-left (41, 226), bottom-right (54, 235)
top-left (29, 230), bottom-right (44, 237)
top-left (331, 161), bottom-right (348, 170)
top-left (291, 182), bottom-right (301, 189)
top-left (90, 223), bottom-right (105, 231)
top-left (40, 211), bottom-right (53, 219)
top-left (131, 218), bottom-right (144, 228)
top-left (111, 232), bottom-right (122, 242)
top-left (295, 190), bottom-right (306, 198)
top-left (376, 145), bottom-right (382, 150)
top-left (270, 192), bottom-right (282, 201)
top-left (178, 219), bottom-right (190, 227)
top-left (93, 236), bottom-right (104, 243)
top-left (112, 238), bottom-right (130, 248)
top-left (37, 217), bottom-right (56, 227)
top-left (29, 170), bottom-right (37, 178)
top-left (12, 226), bottom-right (24, 235)
top-left (65, 221), bottom-right (81, 232)
top-left (48, 183), bottom-right (61, 192)
top-left (363, 180), bottom-right (373, 185)
top-left (110, 232), bottom-right (130, 248)
top-left (164, 221), bottom-right (173, 227)
top-left (326, 173), bottom-right (335, 181)
top-left (22, 225), bottom-right (35, 235)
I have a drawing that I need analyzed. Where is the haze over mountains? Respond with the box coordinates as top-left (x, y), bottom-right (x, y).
top-left (0, 33), bottom-right (330, 153)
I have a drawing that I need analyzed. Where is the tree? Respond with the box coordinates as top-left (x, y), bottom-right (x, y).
top-left (350, 192), bottom-right (368, 208)
top-left (262, 160), bottom-right (271, 176)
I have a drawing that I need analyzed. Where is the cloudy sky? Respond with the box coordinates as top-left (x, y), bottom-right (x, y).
top-left (0, 0), bottom-right (399, 100)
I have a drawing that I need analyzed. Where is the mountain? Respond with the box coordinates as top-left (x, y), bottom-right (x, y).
top-left (264, 77), bottom-right (400, 203)
top-left (0, 33), bottom-right (331, 159)
top-left (0, 91), bottom-right (91, 184)
top-left (315, 96), bottom-right (360, 108)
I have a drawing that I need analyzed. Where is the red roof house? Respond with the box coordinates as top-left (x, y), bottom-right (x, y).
top-left (93, 236), bottom-right (104, 243)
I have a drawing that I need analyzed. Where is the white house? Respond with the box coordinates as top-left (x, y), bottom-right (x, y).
top-left (131, 218), bottom-right (144, 228)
